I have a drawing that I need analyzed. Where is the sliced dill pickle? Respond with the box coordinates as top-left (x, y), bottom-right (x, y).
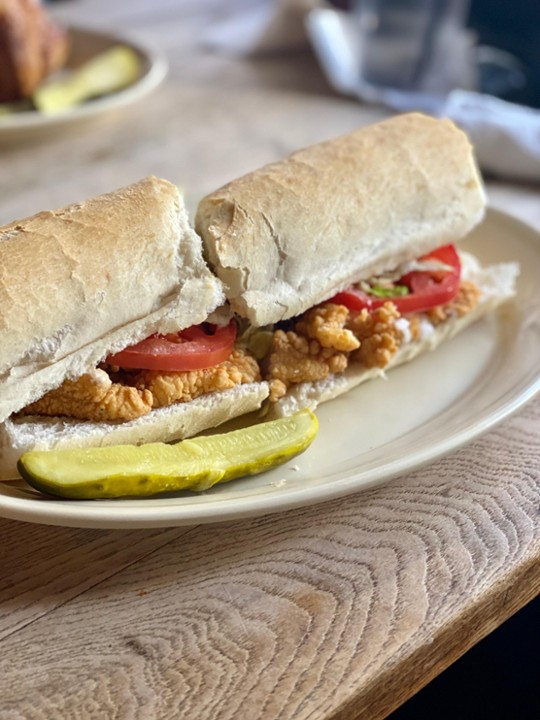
top-left (33, 46), bottom-right (141, 114)
top-left (18, 410), bottom-right (318, 500)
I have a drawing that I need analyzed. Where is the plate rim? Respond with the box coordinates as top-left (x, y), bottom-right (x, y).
top-left (0, 25), bottom-right (168, 133)
top-left (0, 207), bottom-right (539, 528)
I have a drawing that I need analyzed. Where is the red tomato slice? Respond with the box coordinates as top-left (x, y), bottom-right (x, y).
top-left (329, 244), bottom-right (461, 315)
top-left (106, 322), bottom-right (237, 371)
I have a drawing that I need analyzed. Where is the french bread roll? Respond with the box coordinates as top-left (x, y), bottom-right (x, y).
top-left (0, 177), bottom-right (225, 423)
top-left (0, 179), bottom-right (272, 479)
top-left (196, 117), bottom-right (518, 419)
top-left (195, 113), bottom-right (486, 326)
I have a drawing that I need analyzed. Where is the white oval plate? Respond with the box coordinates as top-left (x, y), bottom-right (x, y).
top-left (1, 209), bottom-right (539, 528)
top-left (0, 27), bottom-right (167, 141)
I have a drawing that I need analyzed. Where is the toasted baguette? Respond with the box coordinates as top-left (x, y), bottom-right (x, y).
top-left (195, 113), bottom-right (486, 326)
top-left (0, 177), bottom-right (224, 423)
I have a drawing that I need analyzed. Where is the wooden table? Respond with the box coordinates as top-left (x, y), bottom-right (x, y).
top-left (1, 2), bottom-right (539, 718)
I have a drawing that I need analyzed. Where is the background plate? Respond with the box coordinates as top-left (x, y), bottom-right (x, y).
top-left (0, 26), bottom-right (167, 141)
top-left (0, 208), bottom-right (539, 528)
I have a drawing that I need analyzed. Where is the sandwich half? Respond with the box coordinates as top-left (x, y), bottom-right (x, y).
top-left (195, 113), bottom-right (519, 417)
top-left (0, 177), bottom-right (268, 479)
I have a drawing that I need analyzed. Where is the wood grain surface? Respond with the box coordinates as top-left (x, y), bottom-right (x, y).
top-left (0, 1), bottom-right (539, 719)
top-left (1, 399), bottom-right (539, 719)
top-left (0, 522), bottom-right (184, 641)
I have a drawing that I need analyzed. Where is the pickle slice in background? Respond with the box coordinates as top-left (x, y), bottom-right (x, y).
top-left (33, 46), bottom-right (141, 115)
top-left (18, 410), bottom-right (318, 500)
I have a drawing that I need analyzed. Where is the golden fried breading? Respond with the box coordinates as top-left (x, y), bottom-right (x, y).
top-left (20, 349), bottom-right (260, 422)
top-left (268, 378), bottom-right (288, 402)
top-left (408, 315), bottom-right (422, 342)
top-left (266, 329), bottom-right (348, 402)
top-left (347, 302), bottom-right (402, 369)
top-left (20, 280), bottom-right (483, 419)
top-left (426, 280), bottom-right (481, 325)
top-left (295, 303), bottom-right (360, 352)
top-left (265, 280), bottom-right (482, 400)
top-left (136, 349), bottom-right (260, 408)
top-left (265, 301), bottom-right (402, 399)
top-left (20, 369), bottom-right (153, 422)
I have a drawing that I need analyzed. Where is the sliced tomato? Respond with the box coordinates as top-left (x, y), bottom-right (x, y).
top-left (106, 321), bottom-right (237, 372)
top-left (329, 244), bottom-right (461, 315)
top-left (330, 288), bottom-right (375, 312)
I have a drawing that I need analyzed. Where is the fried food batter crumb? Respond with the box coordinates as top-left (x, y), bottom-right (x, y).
top-left (348, 302), bottom-right (402, 369)
top-left (21, 280), bottom-right (483, 418)
top-left (21, 349), bottom-right (260, 422)
top-left (136, 349), bottom-right (260, 408)
top-left (426, 280), bottom-right (481, 325)
top-left (266, 301), bottom-right (403, 398)
top-left (267, 329), bottom-right (348, 402)
top-left (296, 303), bottom-right (360, 352)
top-left (268, 378), bottom-right (288, 402)
top-left (408, 315), bottom-right (422, 342)
top-left (21, 369), bottom-right (153, 422)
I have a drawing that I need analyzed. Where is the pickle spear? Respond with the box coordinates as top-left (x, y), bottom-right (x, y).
top-left (18, 409), bottom-right (318, 499)
top-left (33, 46), bottom-right (141, 115)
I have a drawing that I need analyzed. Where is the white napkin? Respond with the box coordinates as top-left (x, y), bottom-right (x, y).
top-left (444, 91), bottom-right (540, 181)
top-left (204, 2), bottom-right (540, 181)
top-left (307, 7), bottom-right (540, 181)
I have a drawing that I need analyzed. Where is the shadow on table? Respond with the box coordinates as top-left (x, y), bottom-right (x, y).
top-left (390, 596), bottom-right (539, 720)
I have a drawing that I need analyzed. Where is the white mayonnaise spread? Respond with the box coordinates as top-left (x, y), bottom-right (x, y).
top-left (419, 318), bottom-right (435, 340)
top-left (394, 317), bottom-right (412, 344)
top-left (394, 316), bottom-right (434, 344)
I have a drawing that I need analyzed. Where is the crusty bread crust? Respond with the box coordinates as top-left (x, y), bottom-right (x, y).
top-left (268, 259), bottom-right (519, 418)
top-left (0, 177), bottom-right (224, 422)
top-left (0, 382), bottom-right (269, 480)
top-left (196, 113), bottom-right (486, 326)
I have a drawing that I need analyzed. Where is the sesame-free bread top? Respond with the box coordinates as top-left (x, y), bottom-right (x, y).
top-left (195, 113), bottom-right (486, 326)
top-left (0, 177), bottom-right (224, 422)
